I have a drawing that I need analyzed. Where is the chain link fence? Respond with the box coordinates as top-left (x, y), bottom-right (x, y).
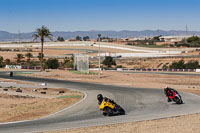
top-left (74, 54), bottom-right (89, 73)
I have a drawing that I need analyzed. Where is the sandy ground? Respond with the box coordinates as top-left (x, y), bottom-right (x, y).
top-left (20, 70), bottom-right (200, 91)
top-left (16, 69), bottom-right (200, 133)
top-left (0, 45), bottom-right (133, 61)
top-left (0, 78), bottom-right (83, 123)
top-left (42, 113), bottom-right (200, 133)
top-left (0, 43), bottom-right (200, 132)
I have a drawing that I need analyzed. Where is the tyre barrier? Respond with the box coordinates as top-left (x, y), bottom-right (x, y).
top-left (117, 68), bottom-right (197, 72)
top-left (21, 66), bottom-right (40, 70)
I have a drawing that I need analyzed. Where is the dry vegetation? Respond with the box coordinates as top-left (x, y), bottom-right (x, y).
top-left (116, 56), bottom-right (200, 69)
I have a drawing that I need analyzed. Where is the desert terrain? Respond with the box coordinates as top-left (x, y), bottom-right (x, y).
top-left (0, 43), bottom-right (200, 132)
top-left (12, 69), bottom-right (199, 133)
top-left (0, 78), bottom-right (83, 123)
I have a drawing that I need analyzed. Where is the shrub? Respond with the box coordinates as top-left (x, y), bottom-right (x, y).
top-left (162, 64), bottom-right (168, 69)
top-left (169, 60), bottom-right (200, 69)
top-left (4, 59), bottom-right (11, 65)
top-left (185, 60), bottom-right (199, 69)
top-left (45, 58), bottom-right (59, 69)
top-left (169, 60), bottom-right (185, 69)
top-left (187, 36), bottom-right (200, 43)
top-left (16, 53), bottom-right (24, 64)
top-left (126, 43), bottom-right (134, 46)
top-left (175, 43), bottom-right (190, 47)
top-left (117, 65), bottom-right (124, 68)
top-left (57, 36), bottom-right (65, 42)
top-left (102, 56), bottom-right (116, 68)
top-left (62, 57), bottom-right (74, 68)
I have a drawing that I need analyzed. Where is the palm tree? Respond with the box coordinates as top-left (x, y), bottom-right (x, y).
top-left (32, 26), bottom-right (52, 71)
top-left (5, 59), bottom-right (11, 65)
top-left (16, 54), bottom-right (24, 64)
top-left (0, 56), bottom-right (3, 67)
top-left (25, 52), bottom-right (33, 64)
top-left (0, 56), bottom-right (3, 63)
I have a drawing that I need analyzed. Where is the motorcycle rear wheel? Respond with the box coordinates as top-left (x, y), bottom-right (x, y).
top-left (104, 107), bottom-right (114, 116)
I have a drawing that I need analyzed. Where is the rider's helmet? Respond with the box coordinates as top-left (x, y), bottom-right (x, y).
top-left (164, 85), bottom-right (169, 92)
top-left (97, 94), bottom-right (103, 102)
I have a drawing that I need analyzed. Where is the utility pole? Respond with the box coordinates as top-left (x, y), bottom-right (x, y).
top-left (185, 24), bottom-right (188, 43)
top-left (98, 34), bottom-right (101, 78)
top-left (18, 30), bottom-right (21, 43)
top-left (185, 24), bottom-right (188, 36)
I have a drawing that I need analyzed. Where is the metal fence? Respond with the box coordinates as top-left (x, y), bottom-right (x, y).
top-left (74, 54), bottom-right (89, 73)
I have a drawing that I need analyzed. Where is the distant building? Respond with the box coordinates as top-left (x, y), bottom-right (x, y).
top-left (101, 38), bottom-right (117, 42)
top-left (127, 37), bottom-right (146, 41)
top-left (68, 38), bottom-right (78, 41)
top-left (159, 36), bottom-right (187, 45)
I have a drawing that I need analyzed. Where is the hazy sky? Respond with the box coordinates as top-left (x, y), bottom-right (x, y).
top-left (0, 0), bottom-right (200, 33)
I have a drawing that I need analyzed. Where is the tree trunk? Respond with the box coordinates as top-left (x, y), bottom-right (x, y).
top-left (40, 38), bottom-right (44, 72)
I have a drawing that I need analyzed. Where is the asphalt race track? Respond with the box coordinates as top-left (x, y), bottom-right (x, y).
top-left (0, 72), bottom-right (200, 133)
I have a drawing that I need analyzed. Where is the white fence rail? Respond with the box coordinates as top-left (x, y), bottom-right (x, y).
top-left (5, 65), bottom-right (21, 69)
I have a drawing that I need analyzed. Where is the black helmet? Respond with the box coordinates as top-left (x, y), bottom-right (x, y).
top-left (164, 85), bottom-right (169, 92)
top-left (97, 94), bottom-right (103, 102)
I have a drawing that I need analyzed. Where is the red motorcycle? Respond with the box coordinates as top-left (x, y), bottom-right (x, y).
top-left (164, 88), bottom-right (183, 104)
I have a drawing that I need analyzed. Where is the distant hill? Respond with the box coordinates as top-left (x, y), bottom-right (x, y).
top-left (0, 30), bottom-right (200, 42)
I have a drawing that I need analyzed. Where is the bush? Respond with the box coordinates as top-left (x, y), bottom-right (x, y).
top-left (175, 43), bottom-right (190, 47)
top-left (62, 57), bottom-right (74, 68)
top-left (126, 43), bottom-right (134, 46)
top-left (45, 58), bottom-right (59, 69)
top-left (102, 56), bottom-right (116, 68)
top-left (57, 36), bottom-right (65, 42)
top-left (162, 64), bottom-right (168, 69)
top-left (175, 36), bottom-right (200, 47)
top-left (5, 59), bottom-right (11, 65)
top-left (185, 60), bottom-right (199, 69)
top-left (117, 65), bottom-right (124, 68)
top-left (187, 36), bottom-right (200, 43)
top-left (169, 60), bottom-right (185, 69)
top-left (169, 60), bottom-right (200, 69)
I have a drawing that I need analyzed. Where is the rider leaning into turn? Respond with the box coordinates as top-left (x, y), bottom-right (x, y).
top-left (164, 86), bottom-right (179, 102)
top-left (97, 94), bottom-right (116, 105)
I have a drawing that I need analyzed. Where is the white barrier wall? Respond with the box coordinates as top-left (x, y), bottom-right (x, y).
top-left (196, 69), bottom-right (200, 72)
top-left (5, 65), bottom-right (21, 69)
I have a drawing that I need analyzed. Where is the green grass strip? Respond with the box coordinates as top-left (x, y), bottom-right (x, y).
top-left (57, 95), bottom-right (82, 99)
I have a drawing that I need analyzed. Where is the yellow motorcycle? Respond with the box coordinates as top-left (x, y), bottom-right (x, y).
top-left (99, 99), bottom-right (125, 116)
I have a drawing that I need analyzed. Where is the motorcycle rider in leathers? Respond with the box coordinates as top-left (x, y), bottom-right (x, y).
top-left (97, 94), bottom-right (117, 115)
top-left (164, 86), bottom-right (179, 102)
top-left (97, 94), bottom-right (115, 105)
